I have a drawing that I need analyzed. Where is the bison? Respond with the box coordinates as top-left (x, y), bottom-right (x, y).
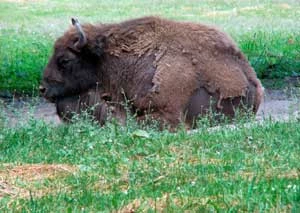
top-left (40, 16), bottom-right (263, 129)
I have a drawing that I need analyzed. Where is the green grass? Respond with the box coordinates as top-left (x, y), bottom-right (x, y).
top-left (0, 116), bottom-right (299, 211)
top-left (237, 31), bottom-right (300, 79)
top-left (0, 30), bottom-right (52, 93)
top-left (0, 0), bottom-right (300, 93)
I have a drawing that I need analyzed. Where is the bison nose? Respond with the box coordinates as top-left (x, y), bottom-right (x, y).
top-left (39, 85), bottom-right (46, 94)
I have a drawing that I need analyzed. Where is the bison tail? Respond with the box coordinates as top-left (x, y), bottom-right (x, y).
top-left (253, 82), bottom-right (264, 113)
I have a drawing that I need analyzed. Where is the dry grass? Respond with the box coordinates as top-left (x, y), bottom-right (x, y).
top-left (115, 193), bottom-right (243, 212)
top-left (114, 194), bottom-right (181, 213)
top-left (116, 191), bottom-right (294, 212)
top-left (237, 168), bottom-right (299, 181)
top-left (204, 5), bottom-right (265, 17)
top-left (0, 163), bottom-right (77, 199)
top-left (168, 145), bottom-right (231, 166)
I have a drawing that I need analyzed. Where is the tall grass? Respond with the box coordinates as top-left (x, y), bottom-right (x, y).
top-left (238, 31), bottom-right (300, 79)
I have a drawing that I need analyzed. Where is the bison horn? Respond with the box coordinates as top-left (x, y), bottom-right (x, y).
top-left (71, 18), bottom-right (87, 50)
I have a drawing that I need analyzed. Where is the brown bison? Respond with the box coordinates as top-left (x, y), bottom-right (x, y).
top-left (40, 16), bottom-right (263, 128)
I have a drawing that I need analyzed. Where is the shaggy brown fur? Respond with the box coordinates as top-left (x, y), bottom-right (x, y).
top-left (41, 16), bottom-right (263, 128)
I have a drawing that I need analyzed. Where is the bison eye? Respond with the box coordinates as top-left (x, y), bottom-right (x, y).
top-left (57, 58), bottom-right (72, 70)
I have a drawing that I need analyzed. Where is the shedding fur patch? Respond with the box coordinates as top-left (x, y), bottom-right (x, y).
top-left (107, 29), bottom-right (157, 57)
top-left (103, 17), bottom-right (256, 108)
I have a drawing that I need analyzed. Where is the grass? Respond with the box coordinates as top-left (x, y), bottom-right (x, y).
top-left (237, 31), bottom-right (300, 79)
top-left (0, 0), bottom-right (300, 93)
top-left (0, 115), bottom-right (299, 211)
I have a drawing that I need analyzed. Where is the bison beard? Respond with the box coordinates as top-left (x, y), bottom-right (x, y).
top-left (55, 88), bottom-right (126, 125)
top-left (41, 16), bottom-right (264, 129)
top-left (55, 89), bottom-right (108, 125)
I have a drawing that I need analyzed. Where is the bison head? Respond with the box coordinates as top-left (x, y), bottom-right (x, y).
top-left (40, 18), bottom-right (106, 102)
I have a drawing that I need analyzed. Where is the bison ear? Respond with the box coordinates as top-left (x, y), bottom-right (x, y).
top-left (71, 18), bottom-right (87, 51)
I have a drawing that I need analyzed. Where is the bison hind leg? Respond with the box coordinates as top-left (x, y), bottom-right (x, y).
top-left (184, 87), bottom-right (218, 127)
top-left (184, 87), bottom-right (256, 128)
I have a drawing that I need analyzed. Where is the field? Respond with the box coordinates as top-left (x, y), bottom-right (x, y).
top-left (0, 0), bottom-right (300, 212)
top-left (0, 0), bottom-right (299, 92)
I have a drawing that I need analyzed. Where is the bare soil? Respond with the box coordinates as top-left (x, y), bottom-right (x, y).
top-left (257, 88), bottom-right (300, 121)
top-left (0, 89), bottom-right (299, 126)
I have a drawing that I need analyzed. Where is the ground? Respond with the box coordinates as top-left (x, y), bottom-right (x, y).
top-left (1, 88), bottom-right (299, 126)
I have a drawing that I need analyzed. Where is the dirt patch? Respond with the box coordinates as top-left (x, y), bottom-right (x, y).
top-left (0, 164), bottom-right (77, 199)
top-left (0, 89), bottom-right (299, 126)
top-left (257, 88), bottom-right (300, 121)
top-left (0, 97), bottom-right (61, 126)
